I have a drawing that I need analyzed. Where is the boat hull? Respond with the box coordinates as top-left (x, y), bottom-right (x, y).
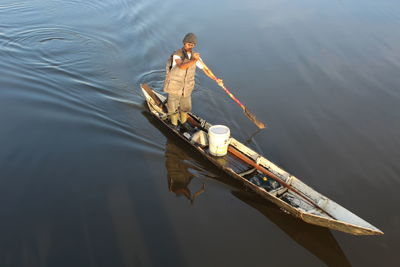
top-left (141, 84), bottom-right (383, 236)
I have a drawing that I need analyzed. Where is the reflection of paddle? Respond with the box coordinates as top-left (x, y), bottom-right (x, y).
top-left (244, 128), bottom-right (264, 145)
top-left (200, 59), bottom-right (266, 129)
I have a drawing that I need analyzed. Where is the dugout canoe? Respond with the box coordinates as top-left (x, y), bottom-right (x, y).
top-left (141, 83), bottom-right (383, 236)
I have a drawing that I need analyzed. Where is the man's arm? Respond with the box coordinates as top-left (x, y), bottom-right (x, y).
top-left (175, 52), bottom-right (201, 70)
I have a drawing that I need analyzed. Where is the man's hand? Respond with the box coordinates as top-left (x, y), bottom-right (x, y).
top-left (177, 52), bottom-right (200, 69)
top-left (192, 52), bottom-right (200, 61)
top-left (216, 78), bottom-right (224, 87)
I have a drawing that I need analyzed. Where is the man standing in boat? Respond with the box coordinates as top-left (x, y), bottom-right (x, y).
top-left (163, 33), bottom-right (223, 128)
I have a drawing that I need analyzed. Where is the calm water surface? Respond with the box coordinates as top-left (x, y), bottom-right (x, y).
top-left (1, 0), bottom-right (399, 266)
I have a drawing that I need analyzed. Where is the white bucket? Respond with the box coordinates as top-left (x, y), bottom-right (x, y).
top-left (208, 125), bottom-right (230, 156)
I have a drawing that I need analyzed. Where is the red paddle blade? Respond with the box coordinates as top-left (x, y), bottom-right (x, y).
top-left (244, 107), bottom-right (266, 129)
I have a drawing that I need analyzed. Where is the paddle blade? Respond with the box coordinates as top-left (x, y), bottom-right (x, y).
top-left (244, 107), bottom-right (266, 129)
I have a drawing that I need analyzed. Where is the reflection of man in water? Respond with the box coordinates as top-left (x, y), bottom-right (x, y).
top-left (165, 139), bottom-right (205, 204)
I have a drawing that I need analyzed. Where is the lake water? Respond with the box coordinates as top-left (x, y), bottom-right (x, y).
top-left (1, 0), bottom-right (399, 266)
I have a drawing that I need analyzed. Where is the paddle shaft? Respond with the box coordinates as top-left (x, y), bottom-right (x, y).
top-left (201, 61), bottom-right (246, 110)
top-left (200, 59), bottom-right (266, 129)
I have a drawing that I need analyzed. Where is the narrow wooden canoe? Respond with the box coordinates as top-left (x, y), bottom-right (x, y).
top-left (141, 83), bottom-right (383, 236)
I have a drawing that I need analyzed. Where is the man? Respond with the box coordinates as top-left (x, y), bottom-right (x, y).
top-left (163, 33), bottom-right (223, 128)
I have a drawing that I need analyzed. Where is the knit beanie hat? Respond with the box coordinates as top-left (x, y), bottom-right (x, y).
top-left (182, 33), bottom-right (197, 44)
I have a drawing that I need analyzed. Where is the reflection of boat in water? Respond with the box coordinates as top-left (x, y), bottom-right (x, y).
top-left (143, 112), bottom-right (352, 266)
top-left (233, 191), bottom-right (352, 267)
top-left (141, 83), bottom-right (383, 235)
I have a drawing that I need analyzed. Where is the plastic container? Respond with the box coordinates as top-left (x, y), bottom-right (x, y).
top-left (208, 125), bottom-right (230, 156)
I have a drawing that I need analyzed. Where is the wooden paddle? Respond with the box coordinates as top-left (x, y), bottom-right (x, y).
top-left (200, 59), bottom-right (266, 129)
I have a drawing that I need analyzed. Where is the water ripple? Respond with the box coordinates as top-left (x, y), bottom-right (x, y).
top-left (3, 26), bottom-right (118, 65)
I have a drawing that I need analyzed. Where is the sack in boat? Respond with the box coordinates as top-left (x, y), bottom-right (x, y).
top-left (191, 130), bottom-right (208, 147)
